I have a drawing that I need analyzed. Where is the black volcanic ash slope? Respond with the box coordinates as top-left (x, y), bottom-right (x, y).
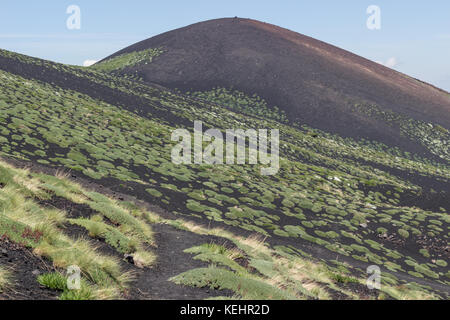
top-left (102, 17), bottom-right (450, 157)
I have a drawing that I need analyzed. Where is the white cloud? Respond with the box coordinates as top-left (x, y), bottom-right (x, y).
top-left (83, 59), bottom-right (98, 67)
top-left (376, 57), bottom-right (397, 69)
top-left (385, 57), bottom-right (397, 68)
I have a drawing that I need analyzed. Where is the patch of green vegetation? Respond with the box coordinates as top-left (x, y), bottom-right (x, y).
top-left (189, 88), bottom-right (288, 123)
top-left (419, 249), bottom-right (430, 258)
top-left (90, 48), bottom-right (163, 73)
top-left (413, 264), bottom-right (439, 279)
top-left (70, 217), bottom-right (136, 254)
top-left (146, 188), bottom-right (162, 198)
top-left (37, 272), bottom-right (67, 290)
top-left (170, 266), bottom-right (296, 299)
top-left (435, 260), bottom-right (447, 267)
top-left (184, 243), bottom-right (247, 275)
top-left (37, 272), bottom-right (94, 300)
top-left (0, 215), bottom-right (43, 247)
top-left (398, 229), bottom-right (410, 239)
top-left (350, 102), bottom-right (450, 159)
top-left (328, 272), bottom-right (359, 284)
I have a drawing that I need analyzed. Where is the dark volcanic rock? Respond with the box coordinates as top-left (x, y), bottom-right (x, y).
top-left (103, 18), bottom-right (450, 156)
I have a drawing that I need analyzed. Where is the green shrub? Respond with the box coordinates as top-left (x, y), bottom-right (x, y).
top-left (146, 188), bottom-right (162, 198)
top-left (398, 229), bottom-right (409, 239)
top-left (170, 267), bottom-right (295, 299)
top-left (435, 260), bottom-right (447, 267)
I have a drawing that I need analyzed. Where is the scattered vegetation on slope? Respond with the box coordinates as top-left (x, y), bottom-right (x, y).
top-left (0, 48), bottom-right (448, 299)
top-left (0, 157), bottom-right (446, 300)
top-left (188, 87), bottom-right (288, 123)
top-left (0, 159), bottom-right (155, 299)
top-left (166, 220), bottom-right (442, 300)
top-left (91, 48), bottom-right (164, 75)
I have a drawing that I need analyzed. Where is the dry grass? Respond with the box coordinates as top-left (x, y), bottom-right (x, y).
top-left (0, 158), bottom-right (153, 299)
top-left (0, 267), bottom-right (12, 291)
top-left (157, 215), bottom-right (441, 300)
top-left (0, 158), bottom-right (442, 300)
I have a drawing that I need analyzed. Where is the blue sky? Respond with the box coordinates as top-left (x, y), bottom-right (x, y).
top-left (0, 1), bottom-right (449, 91)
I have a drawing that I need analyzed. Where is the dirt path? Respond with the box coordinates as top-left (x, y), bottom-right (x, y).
top-left (129, 223), bottom-right (233, 300)
top-left (3, 156), bottom-right (449, 299)
top-left (34, 180), bottom-right (234, 300)
top-left (0, 239), bottom-right (59, 300)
